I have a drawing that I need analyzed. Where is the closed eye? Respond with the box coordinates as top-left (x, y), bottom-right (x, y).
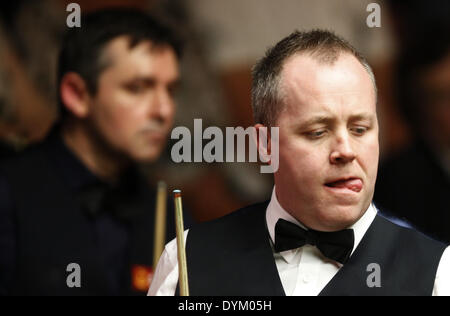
top-left (123, 78), bottom-right (156, 94)
top-left (350, 126), bottom-right (369, 135)
top-left (305, 129), bottom-right (327, 139)
top-left (125, 83), bottom-right (147, 93)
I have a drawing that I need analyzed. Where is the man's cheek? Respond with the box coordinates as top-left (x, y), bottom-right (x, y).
top-left (368, 147), bottom-right (380, 172)
top-left (110, 110), bottom-right (137, 134)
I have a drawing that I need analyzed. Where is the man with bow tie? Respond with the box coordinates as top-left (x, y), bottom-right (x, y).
top-left (0, 9), bottom-right (186, 296)
top-left (149, 30), bottom-right (450, 296)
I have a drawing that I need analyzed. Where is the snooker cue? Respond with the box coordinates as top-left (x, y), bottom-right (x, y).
top-left (174, 189), bottom-right (189, 296)
top-left (153, 181), bottom-right (167, 269)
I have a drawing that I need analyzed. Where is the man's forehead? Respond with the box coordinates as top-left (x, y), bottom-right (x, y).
top-left (275, 54), bottom-right (376, 124)
top-left (99, 36), bottom-right (179, 79)
top-left (280, 54), bottom-right (375, 103)
top-left (101, 36), bottom-right (176, 68)
top-left (282, 52), bottom-right (369, 87)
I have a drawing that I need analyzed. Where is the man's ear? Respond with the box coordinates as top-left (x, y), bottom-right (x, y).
top-left (60, 72), bottom-right (92, 118)
top-left (254, 123), bottom-right (271, 163)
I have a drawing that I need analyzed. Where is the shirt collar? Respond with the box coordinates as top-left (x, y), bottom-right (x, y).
top-left (44, 127), bottom-right (140, 192)
top-left (44, 127), bottom-right (101, 191)
top-left (43, 127), bottom-right (149, 220)
top-left (266, 186), bottom-right (378, 257)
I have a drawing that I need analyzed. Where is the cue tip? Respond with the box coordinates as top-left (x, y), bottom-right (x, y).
top-left (173, 189), bottom-right (181, 198)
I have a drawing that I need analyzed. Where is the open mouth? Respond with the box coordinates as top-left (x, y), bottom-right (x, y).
top-left (324, 177), bottom-right (363, 193)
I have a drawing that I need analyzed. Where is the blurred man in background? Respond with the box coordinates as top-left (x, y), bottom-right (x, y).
top-left (0, 8), bottom-right (184, 295)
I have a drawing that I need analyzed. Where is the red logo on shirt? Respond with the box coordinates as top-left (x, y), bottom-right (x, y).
top-left (132, 265), bottom-right (154, 292)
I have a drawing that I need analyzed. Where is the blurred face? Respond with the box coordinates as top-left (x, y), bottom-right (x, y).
top-left (273, 53), bottom-right (379, 231)
top-left (87, 36), bottom-right (179, 162)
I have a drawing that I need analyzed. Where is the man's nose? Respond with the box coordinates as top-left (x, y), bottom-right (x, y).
top-left (149, 87), bottom-right (174, 122)
top-left (329, 131), bottom-right (356, 164)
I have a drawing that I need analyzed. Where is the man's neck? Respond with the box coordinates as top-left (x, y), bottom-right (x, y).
top-left (60, 120), bottom-right (130, 183)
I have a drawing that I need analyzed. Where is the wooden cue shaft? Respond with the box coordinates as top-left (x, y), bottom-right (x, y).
top-left (174, 190), bottom-right (189, 296)
top-left (153, 181), bottom-right (167, 269)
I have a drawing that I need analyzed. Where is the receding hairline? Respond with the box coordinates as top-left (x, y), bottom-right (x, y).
top-left (276, 50), bottom-right (377, 118)
top-left (95, 35), bottom-right (178, 79)
top-left (279, 50), bottom-right (377, 88)
top-left (251, 29), bottom-right (378, 127)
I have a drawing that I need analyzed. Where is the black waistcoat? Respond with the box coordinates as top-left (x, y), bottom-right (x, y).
top-left (185, 201), bottom-right (447, 296)
top-left (1, 138), bottom-right (175, 296)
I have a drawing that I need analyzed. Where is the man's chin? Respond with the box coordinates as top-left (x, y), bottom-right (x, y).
top-left (314, 205), bottom-right (365, 231)
top-left (131, 148), bottom-right (163, 164)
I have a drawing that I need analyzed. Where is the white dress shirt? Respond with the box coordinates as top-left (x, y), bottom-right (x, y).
top-left (148, 187), bottom-right (450, 296)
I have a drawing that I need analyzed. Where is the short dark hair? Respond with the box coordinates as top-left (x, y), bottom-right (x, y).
top-left (251, 30), bottom-right (376, 126)
top-left (57, 8), bottom-right (183, 118)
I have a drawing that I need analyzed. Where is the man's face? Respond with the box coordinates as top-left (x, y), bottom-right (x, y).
top-left (273, 53), bottom-right (379, 231)
top-left (87, 36), bottom-right (179, 162)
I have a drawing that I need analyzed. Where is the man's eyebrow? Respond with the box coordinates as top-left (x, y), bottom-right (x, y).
top-left (299, 116), bottom-right (336, 128)
top-left (123, 76), bottom-right (180, 87)
top-left (122, 76), bottom-right (156, 84)
top-left (348, 113), bottom-right (376, 123)
top-left (297, 113), bottom-right (375, 129)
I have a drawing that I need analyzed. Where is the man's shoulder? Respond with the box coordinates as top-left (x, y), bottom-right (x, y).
top-left (0, 137), bottom-right (67, 209)
top-left (375, 212), bottom-right (448, 250)
top-left (187, 201), bottom-right (270, 242)
top-left (197, 200), bottom-right (269, 227)
top-left (0, 140), bottom-right (49, 173)
top-left (376, 210), bottom-right (415, 229)
top-left (0, 141), bottom-right (50, 194)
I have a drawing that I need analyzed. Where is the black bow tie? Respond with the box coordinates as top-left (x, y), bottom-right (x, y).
top-left (274, 219), bottom-right (355, 264)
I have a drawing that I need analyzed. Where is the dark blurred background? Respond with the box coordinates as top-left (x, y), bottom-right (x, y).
top-left (0, 0), bottom-right (448, 241)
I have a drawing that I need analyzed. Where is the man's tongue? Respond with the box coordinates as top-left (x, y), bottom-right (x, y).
top-left (327, 178), bottom-right (362, 192)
